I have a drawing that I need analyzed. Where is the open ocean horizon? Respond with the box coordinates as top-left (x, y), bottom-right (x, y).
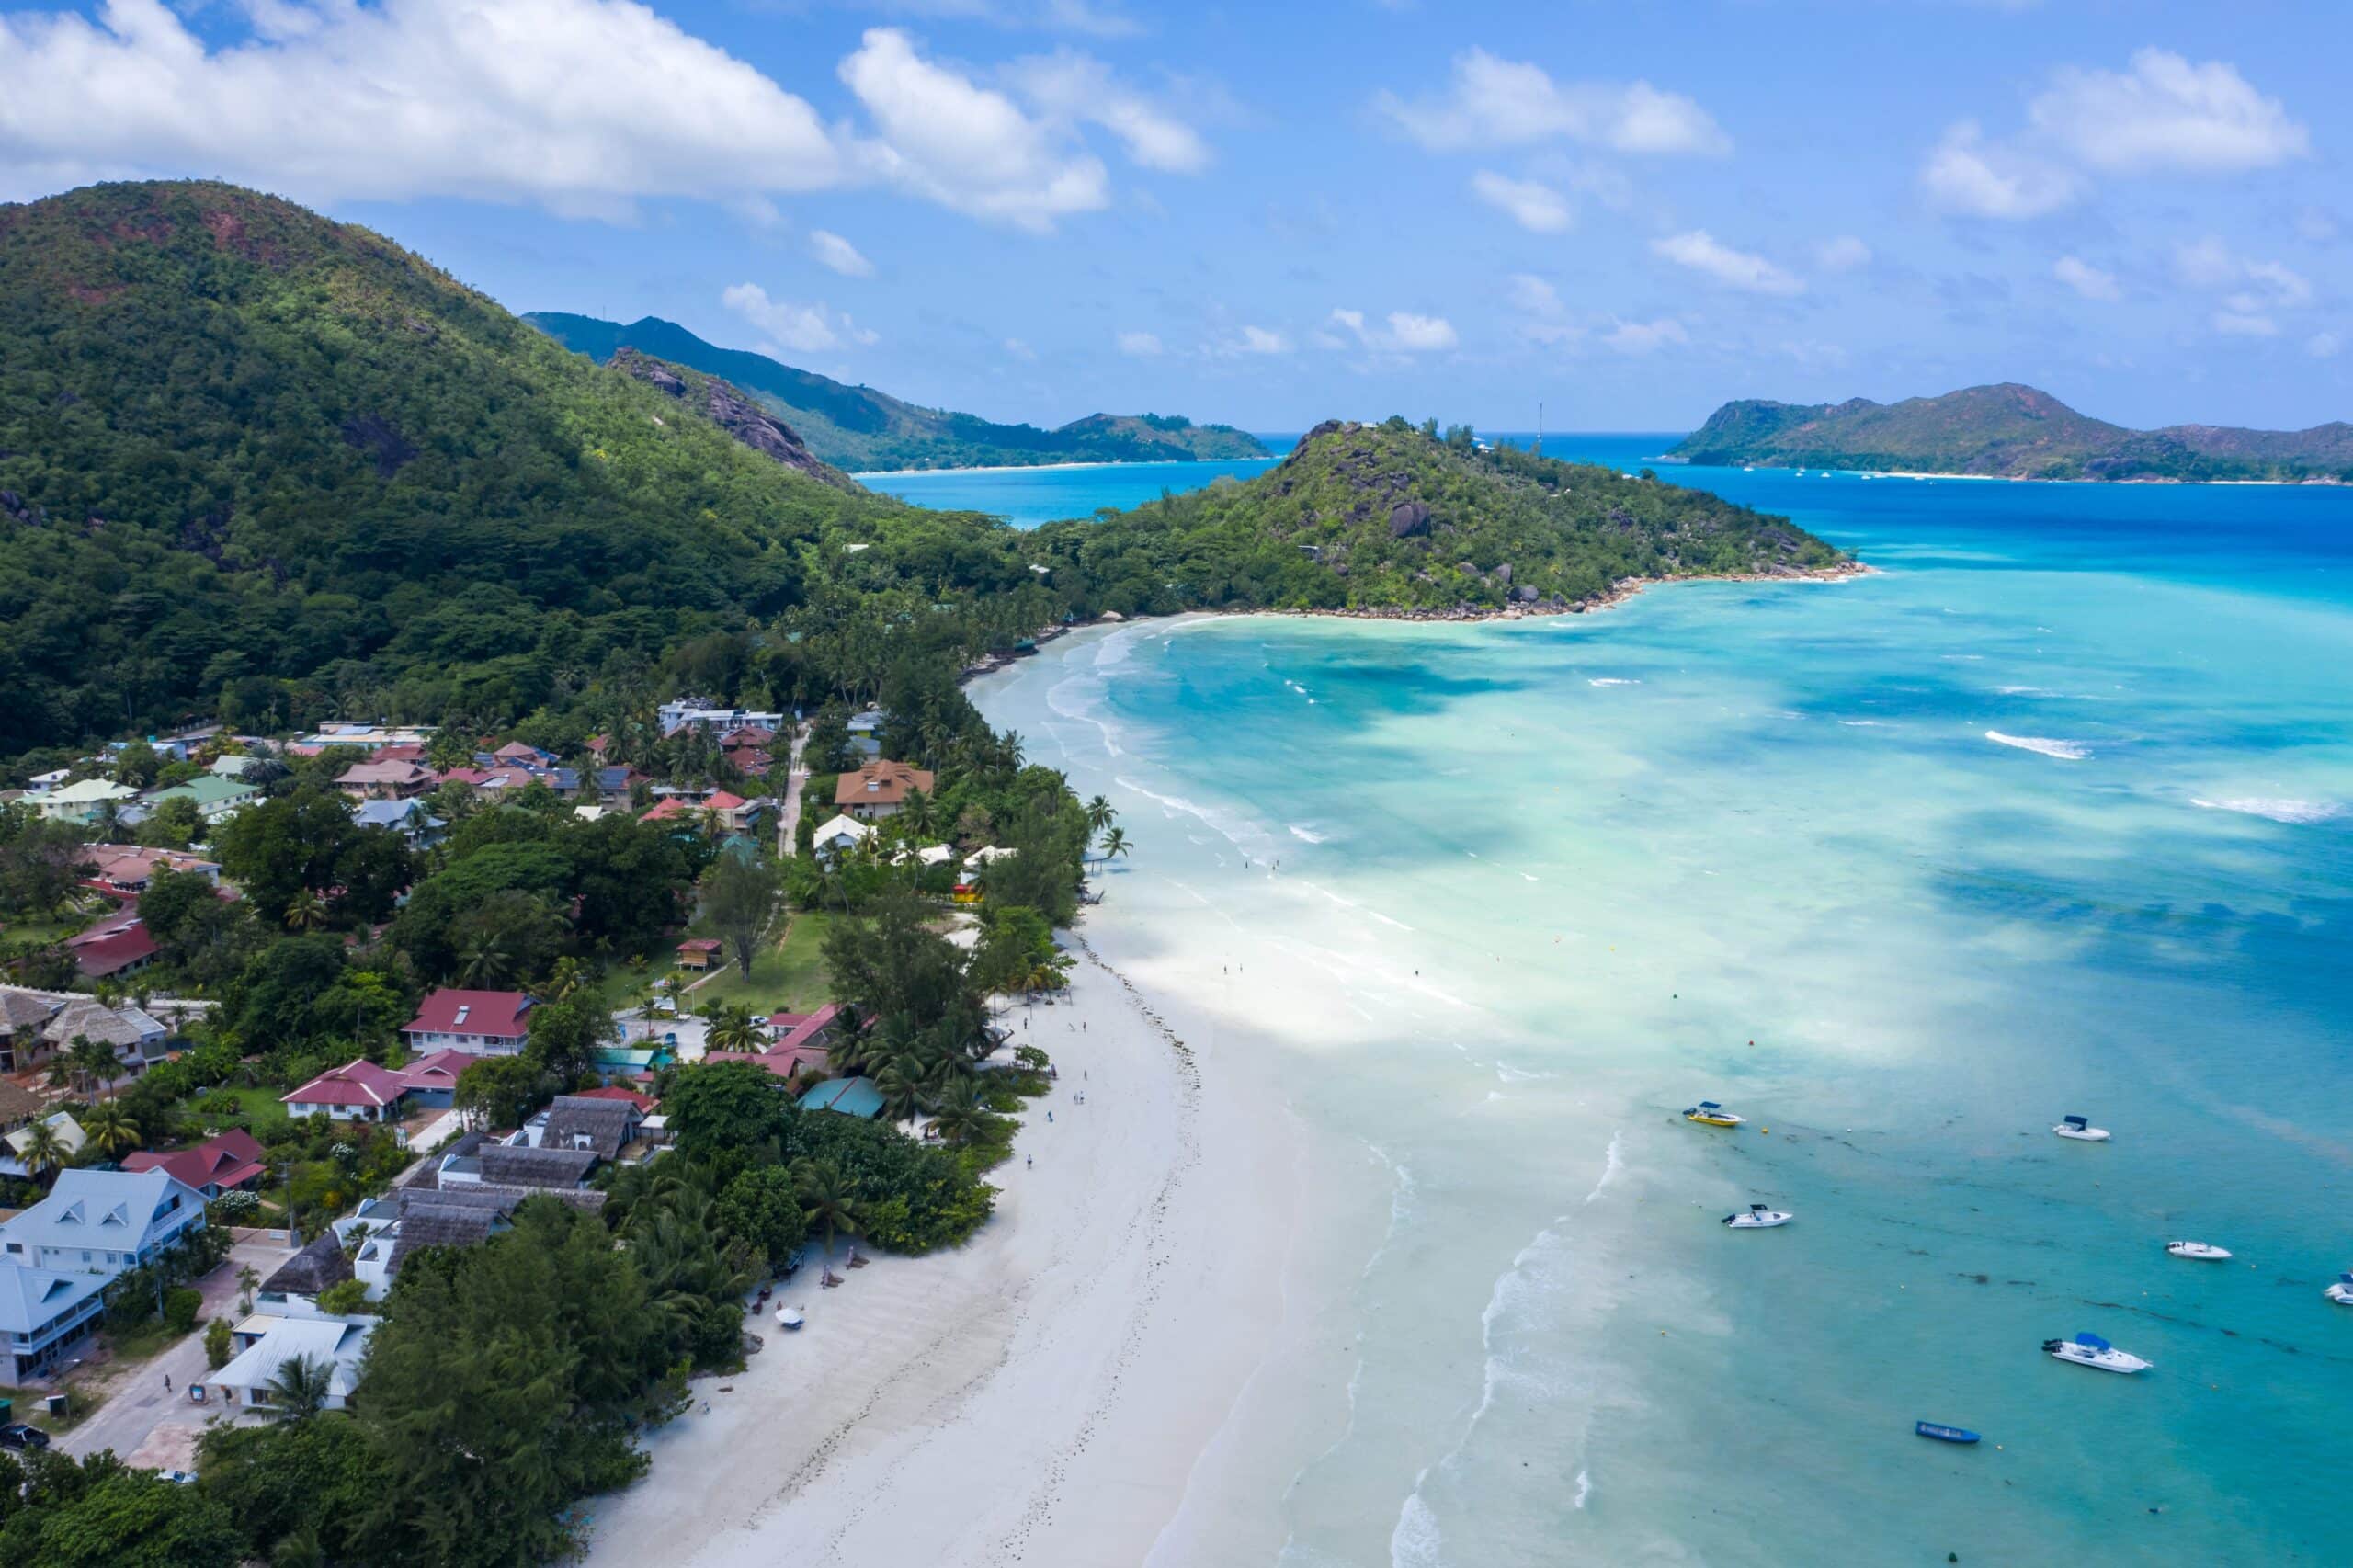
top-left (965, 438), bottom-right (2353, 1564)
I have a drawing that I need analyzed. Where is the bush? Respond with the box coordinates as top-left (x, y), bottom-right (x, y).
top-left (164, 1287), bottom-right (202, 1335)
top-left (316, 1278), bottom-right (371, 1316)
top-left (204, 1316), bottom-right (233, 1369)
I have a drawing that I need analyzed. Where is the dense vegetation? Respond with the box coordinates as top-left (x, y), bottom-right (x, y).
top-left (0, 181), bottom-right (1040, 762)
top-left (1669, 382), bottom-right (2353, 481)
top-left (1024, 416), bottom-right (1847, 616)
top-left (527, 312), bottom-right (1271, 472)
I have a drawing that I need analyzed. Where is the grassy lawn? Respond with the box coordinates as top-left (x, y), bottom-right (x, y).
top-left (199, 1085), bottom-right (290, 1132)
top-left (0, 1379), bottom-right (104, 1433)
top-left (593, 927), bottom-right (691, 1012)
top-left (687, 912), bottom-right (834, 1015)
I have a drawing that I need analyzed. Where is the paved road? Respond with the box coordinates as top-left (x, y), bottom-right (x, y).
top-left (59, 1233), bottom-right (295, 1461)
top-left (776, 722), bottom-right (811, 858)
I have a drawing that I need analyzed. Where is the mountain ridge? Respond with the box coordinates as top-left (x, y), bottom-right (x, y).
top-left (526, 312), bottom-right (1270, 472)
top-left (1668, 383), bottom-right (2353, 481)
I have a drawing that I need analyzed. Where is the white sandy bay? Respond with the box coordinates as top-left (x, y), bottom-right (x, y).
top-left (585, 937), bottom-right (1369, 1568)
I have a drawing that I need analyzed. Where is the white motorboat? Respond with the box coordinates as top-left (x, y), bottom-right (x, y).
top-left (2326, 1273), bottom-right (2353, 1307)
top-left (775, 1304), bottom-right (806, 1331)
top-left (1722, 1203), bottom-right (1792, 1229)
top-left (2165, 1241), bottom-right (2232, 1261)
top-left (2043, 1333), bottom-right (2150, 1374)
top-left (2052, 1115), bottom-right (2111, 1142)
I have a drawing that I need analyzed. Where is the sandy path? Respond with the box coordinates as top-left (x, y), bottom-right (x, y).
top-left (585, 936), bottom-right (1300, 1567)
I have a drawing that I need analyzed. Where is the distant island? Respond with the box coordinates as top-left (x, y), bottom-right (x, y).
top-left (1668, 383), bottom-right (2353, 483)
top-left (526, 312), bottom-right (1270, 473)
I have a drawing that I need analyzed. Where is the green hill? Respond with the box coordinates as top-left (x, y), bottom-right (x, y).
top-left (0, 181), bottom-right (1045, 760)
top-left (526, 312), bottom-right (1270, 472)
top-left (1669, 383), bottom-right (2353, 481)
top-left (1030, 418), bottom-right (1849, 616)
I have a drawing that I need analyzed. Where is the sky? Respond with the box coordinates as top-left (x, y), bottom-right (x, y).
top-left (1, 0), bottom-right (2347, 434)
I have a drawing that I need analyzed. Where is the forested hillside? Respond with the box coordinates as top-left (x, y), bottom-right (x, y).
top-left (0, 182), bottom-right (1052, 761)
top-left (1028, 418), bottom-right (1848, 616)
top-left (527, 312), bottom-right (1270, 472)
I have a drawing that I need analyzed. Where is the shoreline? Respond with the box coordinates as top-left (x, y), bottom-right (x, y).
top-left (1665, 457), bottom-right (2347, 486)
top-left (953, 561), bottom-right (1873, 684)
top-left (585, 924), bottom-right (1304, 1567)
top-left (852, 453), bottom-right (1276, 480)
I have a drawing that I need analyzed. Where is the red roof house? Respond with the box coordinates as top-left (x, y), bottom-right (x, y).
top-left (765, 1003), bottom-right (847, 1052)
top-left (396, 1048), bottom-right (484, 1102)
top-left (401, 989), bottom-right (534, 1056)
top-left (282, 1058), bottom-right (411, 1121)
top-left (569, 1085), bottom-right (657, 1112)
top-left (123, 1129), bottom-right (267, 1198)
top-left (67, 909), bottom-right (159, 979)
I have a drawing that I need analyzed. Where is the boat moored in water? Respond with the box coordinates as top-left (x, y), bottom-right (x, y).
top-left (2052, 1115), bottom-right (2111, 1142)
top-left (1684, 1101), bottom-right (1745, 1127)
top-left (1722, 1203), bottom-right (1792, 1229)
top-left (2044, 1333), bottom-right (2150, 1373)
top-left (2326, 1273), bottom-right (2353, 1306)
top-left (1915, 1421), bottom-right (1981, 1445)
top-left (2165, 1241), bottom-right (2233, 1261)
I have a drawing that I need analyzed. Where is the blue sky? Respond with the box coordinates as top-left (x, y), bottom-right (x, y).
top-left (2, 0), bottom-right (2346, 433)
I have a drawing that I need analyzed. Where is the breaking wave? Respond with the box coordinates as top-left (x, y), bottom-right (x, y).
top-left (1984, 730), bottom-right (2090, 760)
top-left (2192, 796), bottom-right (2343, 824)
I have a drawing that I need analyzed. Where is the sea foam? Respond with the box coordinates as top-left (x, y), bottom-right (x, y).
top-left (2192, 796), bottom-right (2344, 824)
top-left (1984, 730), bottom-right (2090, 760)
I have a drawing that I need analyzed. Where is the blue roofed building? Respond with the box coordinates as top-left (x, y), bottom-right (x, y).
top-left (798, 1075), bottom-right (886, 1119)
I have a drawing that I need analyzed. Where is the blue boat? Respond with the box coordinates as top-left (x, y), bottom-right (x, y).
top-left (1915, 1421), bottom-right (1982, 1445)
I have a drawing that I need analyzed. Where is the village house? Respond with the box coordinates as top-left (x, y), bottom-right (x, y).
top-left (280, 1058), bottom-right (411, 1122)
top-left (401, 989), bottom-right (534, 1056)
top-left (122, 1129), bottom-right (267, 1199)
top-left (43, 995), bottom-right (170, 1074)
top-left (0, 989), bottom-right (62, 1074)
top-left (81, 845), bottom-right (222, 897)
top-left (835, 761), bottom-right (935, 822)
top-left (290, 722), bottom-right (439, 755)
top-left (63, 907), bottom-right (160, 981)
top-left (656, 699), bottom-right (786, 736)
top-left (846, 708), bottom-right (886, 759)
top-left (208, 1314), bottom-right (373, 1413)
top-left (133, 771), bottom-right (257, 823)
top-left (394, 1048), bottom-right (483, 1108)
top-left (676, 937), bottom-right (722, 971)
top-left (352, 798), bottom-right (445, 846)
top-left (34, 778), bottom-right (138, 824)
top-left (335, 759), bottom-right (436, 801)
top-left (0, 1168), bottom-right (209, 1380)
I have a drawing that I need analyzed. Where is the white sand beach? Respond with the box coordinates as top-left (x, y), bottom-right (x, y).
top-left (585, 937), bottom-right (1316, 1568)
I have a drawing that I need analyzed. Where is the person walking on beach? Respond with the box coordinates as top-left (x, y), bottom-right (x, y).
top-left (1027, 1155), bottom-right (1033, 1169)
top-left (163, 1373), bottom-right (172, 1393)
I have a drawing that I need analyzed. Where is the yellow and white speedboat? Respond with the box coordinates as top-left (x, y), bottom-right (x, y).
top-left (1683, 1101), bottom-right (1745, 1128)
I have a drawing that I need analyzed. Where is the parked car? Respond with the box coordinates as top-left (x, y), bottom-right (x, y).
top-left (157, 1468), bottom-right (199, 1485)
top-left (0, 1421), bottom-right (51, 1451)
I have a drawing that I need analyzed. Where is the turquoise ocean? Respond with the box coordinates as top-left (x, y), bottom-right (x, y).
top-left (946, 439), bottom-right (2353, 1565)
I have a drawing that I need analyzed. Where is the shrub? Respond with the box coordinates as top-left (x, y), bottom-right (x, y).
top-left (205, 1316), bottom-right (233, 1369)
top-left (316, 1278), bottom-right (371, 1316)
top-left (164, 1286), bottom-right (202, 1335)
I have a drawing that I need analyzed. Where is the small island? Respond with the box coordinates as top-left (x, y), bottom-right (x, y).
top-left (1668, 382), bottom-right (2353, 483)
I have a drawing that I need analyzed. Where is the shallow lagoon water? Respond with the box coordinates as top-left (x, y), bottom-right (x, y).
top-left (969, 445), bottom-right (2353, 1564)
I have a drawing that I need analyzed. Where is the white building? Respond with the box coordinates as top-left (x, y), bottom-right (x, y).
top-left (658, 699), bottom-right (785, 736)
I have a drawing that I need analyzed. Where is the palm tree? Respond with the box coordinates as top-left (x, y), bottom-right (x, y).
top-left (237, 1263), bottom-right (261, 1314)
top-left (793, 1158), bottom-right (864, 1279)
top-left (1098, 826), bottom-right (1131, 864)
top-left (80, 1100), bottom-right (141, 1159)
top-left (17, 1119), bottom-right (67, 1185)
top-left (68, 1035), bottom-right (120, 1096)
top-left (1085, 795), bottom-right (1116, 835)
top-left (547, 956), bottom-right (590, 1002)
top-left (264, 1354), bottom-right (335, 1421)
top-left (282, 890), bottom-right (328, 932)
top-left (707, 1004), bottom-right (764, 1054)
top-left (926, 1079), bottom-right (995, 1148)
top-left (457, 935), bottom-right (516, 989)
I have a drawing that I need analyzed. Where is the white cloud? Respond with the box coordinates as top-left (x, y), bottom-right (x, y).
top-left (2211, 311), bottom-right (2278, 337)
top-left (2052, 255), bottom-right (2120, 301)
top-left (2174, 235), bottom-right (2239, 287)
top-left (1815, 235), bottom-right (1871, 272)
top-left (1506, 273), bottom-right (1580, 347)
top-left (1115, 329), bottom-right (1162, 356)
top-left (2029, 49), bottom-right (2308, 173)
top-left (1039, 0), bottom-right (1142, 37)
top-left (1603, 317), bottom-right (1688, 354)
top-left (1376, 49), bottom-right (1727, 155)
top-left (1004, 336), bottom-right (1038, 360)
top-left (1921, 120), bottom-right (2078, 218)
top-left (1651, 230), bottom-right (1802, 295)
top-left (2175, 238), bottom-right (2312, 326)
top-left (808, 230), bottom-right (875, 278)
top-left (722, 282), bottom-right (878, 354)
top-left (1470, 170), bottom-right (1572, 233)
top-left (1007, 48), bottom-right (1210, 174)
top-left (1924, 51), bottom-right (2306, 222)
top-left (2307, 332), bottom-right (2342, 359)
top-left (1205, 324), bottom-right (1290, 358)
top-left (1329, 308), bottom-right (1460, 353)
top-left (0, 0), bottom-right (847, 213)
top-left (840, 28), bottom-right (1108, 231)
top-left (0, 6), bottom-right (1180, 231)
